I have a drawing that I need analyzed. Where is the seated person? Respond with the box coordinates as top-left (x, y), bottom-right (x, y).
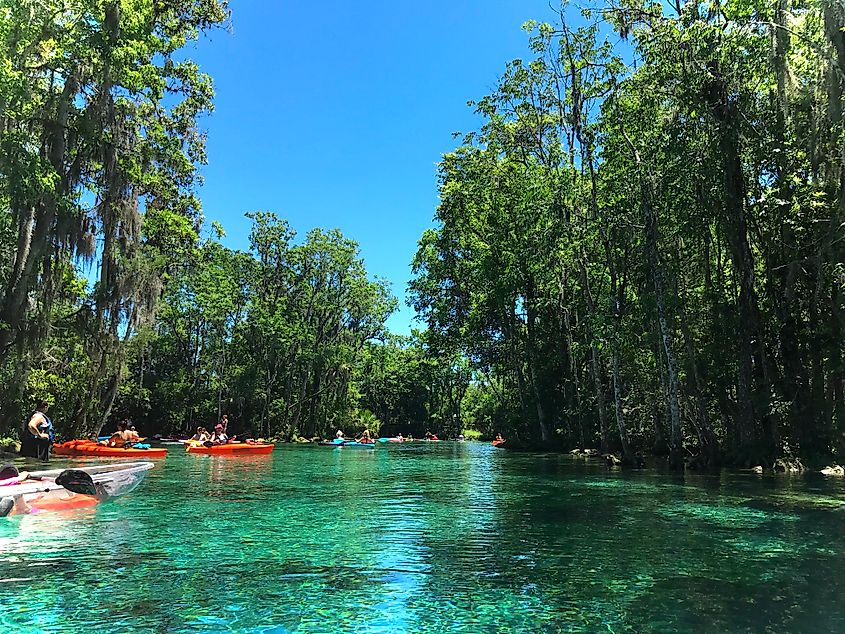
top-left (126, 425), bottom-right (141, 442)
top-left (357, 429), bottom-right (373, 444)
top-left (0, 464), bottom-right (32, 516)
top-left (208, 424), bottom-right (228, 444)
top-left (190, 426), bottom-right (209, 442)
top-left (103, 422), bottom-right (127, 447)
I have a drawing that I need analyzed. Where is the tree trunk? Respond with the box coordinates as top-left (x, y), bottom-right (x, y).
top-left (525, 281), bottom-right (550, 443)
top-left (612, 346), bottom-right (634, 464)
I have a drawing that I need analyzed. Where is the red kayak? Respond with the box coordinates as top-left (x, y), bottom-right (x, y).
top-left (186, 442), bottom-right (274, 455)
top-left (492, 439), bottom-right (506, 447)
top-left (53, 440), bottom-right (168, 458)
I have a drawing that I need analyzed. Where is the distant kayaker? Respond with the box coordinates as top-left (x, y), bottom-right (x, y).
top-left (209, 424), bottom-right (228, 444)
top-left (495, 433), bottom-right (503, 442)
top-left (219, 415), bottom-right (229, 434)
top-left (335, 430), bottom-right (345, 440)
top-left (20, 400), bottom-right (53, 462)
top-left (357, 429), bottom-right (373, 444)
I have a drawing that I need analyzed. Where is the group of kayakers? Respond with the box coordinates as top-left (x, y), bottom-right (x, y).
top-left (334, 429), bottom-right (374, 443)
top-left (328, 429), bottom-right (442, 443)
top-left (14, 397), bottom-right (471, 464)
top-left (189, 415), bottom-right (231, 445)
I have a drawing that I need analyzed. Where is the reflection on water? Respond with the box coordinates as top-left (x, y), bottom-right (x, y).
top-left (1, 443), bottom-right (844, 632)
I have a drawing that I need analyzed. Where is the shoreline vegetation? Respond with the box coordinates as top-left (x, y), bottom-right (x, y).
top-left (2, 1), bottom-right (844, 473)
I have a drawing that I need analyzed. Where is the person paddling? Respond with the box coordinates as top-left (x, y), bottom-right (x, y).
top-left (357, 429), bottom-right (373, 444)
top-left (20, 400), bottom-right (53, 462)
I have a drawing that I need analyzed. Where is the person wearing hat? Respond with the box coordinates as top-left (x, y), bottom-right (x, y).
top-left (209, 424), bottom-right (228, 445)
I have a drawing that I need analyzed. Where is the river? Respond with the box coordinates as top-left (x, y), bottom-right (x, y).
top-left (1, 442), bottom-right (843, 632)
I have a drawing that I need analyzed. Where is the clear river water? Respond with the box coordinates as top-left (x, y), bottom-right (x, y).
top-left (1, 442), bottom-right (844, 633)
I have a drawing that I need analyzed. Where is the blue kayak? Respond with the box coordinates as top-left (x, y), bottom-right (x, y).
top-left (318, 440), bottom-right (375, 449)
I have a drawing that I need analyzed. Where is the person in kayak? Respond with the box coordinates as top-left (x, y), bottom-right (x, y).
top-left (219, 414), bottom-right (229, 434)
top-left (102, 422), bottom-right (128, 447)
top-left (128, 425), bottom-right (142, 443)
top-left (191, 426), bottom-right (210, 442)
top-left (335, 430), bottom-right (345, 440)
top-left (357, 429), bottom-right (374, 444)
top-left (20, 400), bottom-right (53, 461)
top-left (0, 464), bottom-right (33, 515)
top-left (208, 424), bottom-right (229, 444)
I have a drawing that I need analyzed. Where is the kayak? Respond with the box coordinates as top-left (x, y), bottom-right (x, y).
top-left (1, 462), bottom-right (154, 517)
top-left (152, 437), bottom-right (186, 445)
top-left (186, 442), bottom-right (274, 455)
top-left (318, 441), bottom-right (375, 449)
top-left (377, 437), bottom-right (404, 443)
top-left (53, 440), bottom-right (168, 458)
top-left (492, 439), bottom-right (506, 448)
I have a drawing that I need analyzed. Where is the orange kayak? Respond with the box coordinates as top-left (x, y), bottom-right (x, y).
top-left (186, 442), bottom-right (274, 455)
top-left (28, 493), bottom-right (100, 512)
top-left (53, 440), bottom-right (168, 458)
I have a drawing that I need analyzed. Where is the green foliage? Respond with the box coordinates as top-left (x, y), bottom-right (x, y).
top-left (0, 0), bottom-right (228, 437)
top-left (411, 0), bottom-right (845, 464)
top-left (117, 214), bottom-right (402, 440)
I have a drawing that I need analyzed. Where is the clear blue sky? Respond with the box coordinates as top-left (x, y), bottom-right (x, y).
top-left (190, 0), bottom-right (559, 333)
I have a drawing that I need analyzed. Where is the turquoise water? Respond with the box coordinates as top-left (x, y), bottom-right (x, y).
top-left (1, 443), bottom-right (844, 633)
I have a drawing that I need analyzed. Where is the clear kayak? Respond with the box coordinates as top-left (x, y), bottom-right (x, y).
top-left (185, 442), bottom-right (274, 455)
top-left (1, 462), bottom-right (154, 517)
top-left (53, 440), bottom-right (167, 458)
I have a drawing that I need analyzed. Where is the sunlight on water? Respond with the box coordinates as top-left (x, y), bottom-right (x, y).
top-left (1, 443), bottom-right (844, 632)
